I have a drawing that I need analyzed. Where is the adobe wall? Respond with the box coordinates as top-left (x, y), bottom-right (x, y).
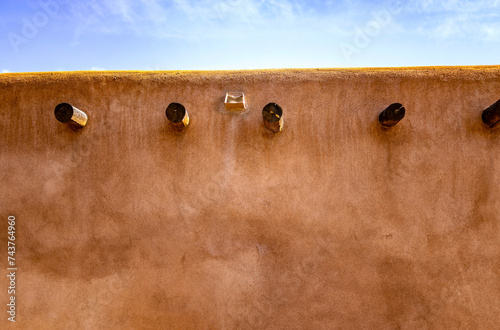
top-left (1, 66), bottom-right (500, 329)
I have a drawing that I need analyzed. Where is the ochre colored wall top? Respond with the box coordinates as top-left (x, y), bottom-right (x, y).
top-left (1, 66), bottom-right (500, 329)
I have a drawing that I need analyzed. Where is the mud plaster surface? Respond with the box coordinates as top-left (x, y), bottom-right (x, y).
top-left (1, 66), bottom-right (500, 329)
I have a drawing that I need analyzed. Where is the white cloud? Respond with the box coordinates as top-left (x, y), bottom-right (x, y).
top-left (57, 0), bottom-right (500, 62)
top-left (396, 0), bottom-right (500, 41)
top-left (481, 23), bottom-right (500, 41)
top-left (430, 12), bottom-right (500, 40)
top-left (408, 0), bottom-right (500, 13)
top-left (62, 0), bottom-right (317, 39)
top-left (64, 0), bottom-right (500, 42)
top-left (434, 16), bottom-right (464, 38)
top-left (90, 67), bottom-right (106, 71)
top-left (1, 69), bottom-right (10, 73)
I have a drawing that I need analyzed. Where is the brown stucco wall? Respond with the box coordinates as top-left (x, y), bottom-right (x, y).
top-left (1, 66), bottom-right (500, 329)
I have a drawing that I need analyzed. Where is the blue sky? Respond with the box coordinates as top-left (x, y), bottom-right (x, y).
top-left (1, 0), bottom-right (499, 72)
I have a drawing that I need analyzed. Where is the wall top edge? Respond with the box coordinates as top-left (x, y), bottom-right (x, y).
top-left (1, 65), bottom-right (500, 83)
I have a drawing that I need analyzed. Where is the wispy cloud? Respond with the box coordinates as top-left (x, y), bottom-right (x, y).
top-left (430, 13), bottom-right (500, 40)
top-left (408, 0), bottom-right (500, 13)
top-left (1, 69), bottom-right (11, 73)
top-left (402, 0), bottom-right (500, 41)
top-left (62, 0), bottom-right (328, 39)
top-left (2, 0), bottom-right (499, 71)
top-left (59, 0), bottom-right (500, 42)
top-left (90, 67), bottom-right (106, 71)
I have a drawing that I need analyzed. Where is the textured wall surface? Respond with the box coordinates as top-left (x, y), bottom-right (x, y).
top-left (1, 66), bottom-right (500, 329)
